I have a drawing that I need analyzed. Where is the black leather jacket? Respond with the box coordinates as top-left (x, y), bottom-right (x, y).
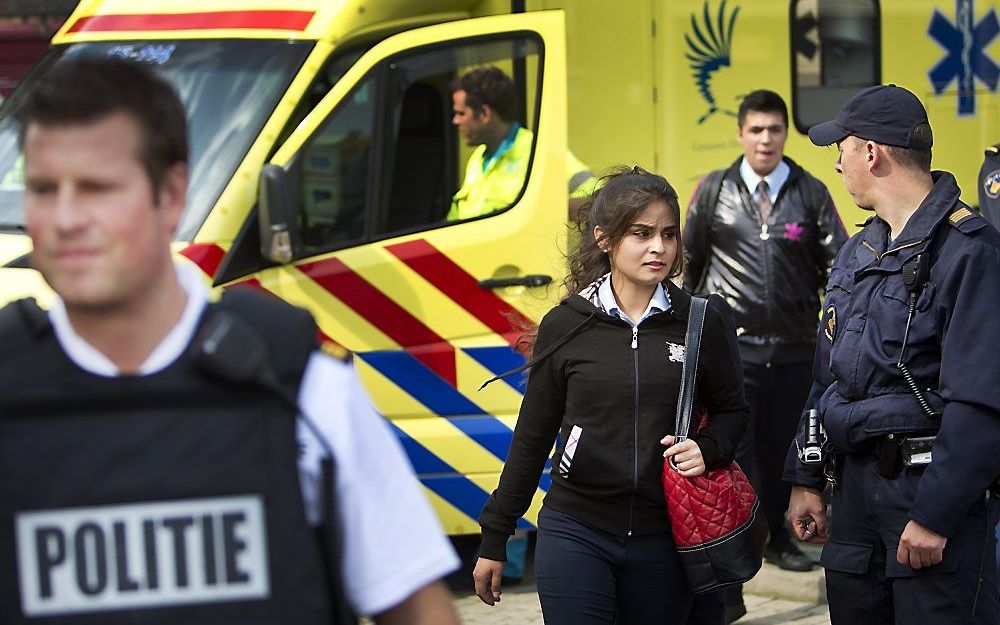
top-left (684, 156), bottom-right (847, 360)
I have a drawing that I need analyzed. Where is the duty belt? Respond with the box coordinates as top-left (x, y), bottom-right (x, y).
top-left (876, 432), bottom-right (935, 478)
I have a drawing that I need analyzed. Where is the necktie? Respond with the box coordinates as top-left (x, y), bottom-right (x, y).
top-left (756, 180), bottom-right (772, 223)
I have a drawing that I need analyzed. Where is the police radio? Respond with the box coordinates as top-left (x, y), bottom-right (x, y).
top-left (796, 409), bottom-right (827, 465)
top-left (898, 253), bottom-right (939, 419)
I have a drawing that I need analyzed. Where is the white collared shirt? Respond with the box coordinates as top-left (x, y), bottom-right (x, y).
top-left (45, 262), bottom-right (459, 616)
top-left (596, 272), bottom-right (671, 326)
top-left (740, 157), bottom-right (790, 205)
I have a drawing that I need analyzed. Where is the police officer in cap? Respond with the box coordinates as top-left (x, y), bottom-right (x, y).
top-left (0, 58), bottom-right (461, 624)
top-left (784, 84), bottom-right (1000, 623)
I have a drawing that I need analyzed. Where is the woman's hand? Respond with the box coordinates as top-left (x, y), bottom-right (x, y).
top-left (661, 435), bottom-right (706, 477)
top-left (472, 557), bottom-right (505, 606)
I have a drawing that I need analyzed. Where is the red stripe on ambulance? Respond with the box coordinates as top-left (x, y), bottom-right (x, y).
top-left (233, 277), bottom-right (346, 354)
top-left (385, 239), bottom-right (534, 349)
top-left (67, 11), bottom-right (315, 33)
top-left (179, 243), bottom-right (226, 278)
top-left (296, 258), bottom-right (456, 385)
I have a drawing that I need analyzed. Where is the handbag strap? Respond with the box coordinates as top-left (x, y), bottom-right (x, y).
top-left (674, 296), bottom-right (708, 440)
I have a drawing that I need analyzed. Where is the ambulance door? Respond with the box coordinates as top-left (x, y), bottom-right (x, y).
top-left (253, 12), bottom-right (567, 534)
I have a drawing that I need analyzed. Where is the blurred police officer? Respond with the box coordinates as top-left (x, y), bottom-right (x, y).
top-left (785, 85), bottom-right (1000, 624)
top-left (979, 142), bottom-right (1000, 230)
top-left (0, 57), bottom-right (460, 625)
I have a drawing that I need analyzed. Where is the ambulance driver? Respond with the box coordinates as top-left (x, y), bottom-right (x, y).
top-left (473, 167), bottom-right (749, 624)
top-left (0, 58), bottom-right (460, 625)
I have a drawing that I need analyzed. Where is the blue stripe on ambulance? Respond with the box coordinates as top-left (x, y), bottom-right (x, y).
top-left (360, 350), bottom-right (514, 460)
top-left (390, 423), bottom-right (537, 530)
top-left (463, 346), bottom-right (528, 393)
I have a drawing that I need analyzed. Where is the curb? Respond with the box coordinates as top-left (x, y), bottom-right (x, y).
top-left (744, 562), bottom-right (827, 605)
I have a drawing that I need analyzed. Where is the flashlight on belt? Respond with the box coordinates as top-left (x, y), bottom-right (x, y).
top-left (796, 409), bottom-right (826, 465)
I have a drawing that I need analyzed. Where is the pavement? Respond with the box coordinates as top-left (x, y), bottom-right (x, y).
top-left (443, 536), bottom-right (830, 624)
top-left (455, 590), bottom-right (829, 625)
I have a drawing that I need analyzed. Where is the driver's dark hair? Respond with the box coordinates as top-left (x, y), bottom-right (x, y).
top-left (449, 66), bottom-right (517, 122)
top-left (17, 56), bottom-right (188, 196)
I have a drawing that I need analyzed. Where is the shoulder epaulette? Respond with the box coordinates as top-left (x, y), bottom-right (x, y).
top-left (947, 205), bottom-right (987, 233)
top-left (987, 143), bottom-right (1000, 155)
top-left (320, 340), bottom-right (353, 363)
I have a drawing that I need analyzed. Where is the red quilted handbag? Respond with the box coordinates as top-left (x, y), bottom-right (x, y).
top-left (662, 296), bottom-right (768, 593)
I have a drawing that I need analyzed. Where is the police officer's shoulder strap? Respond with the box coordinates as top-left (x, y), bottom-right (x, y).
top-left (986, 143), bottom-right (1000, 156)
top-left (0, 298), bottom-right (50, 345)
top-left (212, 287), bottom-right (319, 387)
top-left (946, 203), bottom-right (988, 235)
top-left (911, 203), bottom-right (983, 290)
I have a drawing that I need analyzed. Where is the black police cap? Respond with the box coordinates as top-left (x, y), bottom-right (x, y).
top-left (808, 84), bottom-right (932, 149)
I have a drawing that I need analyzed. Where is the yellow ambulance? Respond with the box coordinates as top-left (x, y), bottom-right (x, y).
top-left (0, 0), bottom-right (996, 534)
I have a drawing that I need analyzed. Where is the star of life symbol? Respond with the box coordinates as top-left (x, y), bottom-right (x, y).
top-left (667, 342), bottom-right (686, 363)
top-left (927, 0), bottom-right (999, 115)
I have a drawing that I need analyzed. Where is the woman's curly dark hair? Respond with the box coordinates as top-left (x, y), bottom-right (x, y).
top-left (566, 165), bottom-right (683, 295)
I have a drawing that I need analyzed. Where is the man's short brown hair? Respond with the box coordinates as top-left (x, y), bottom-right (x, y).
top-left (450, 66), bottom-right (517, 122)
top-left (882, 123), bottom-right (933, 172)
top-left (17, 57), bottom-right (188, 196)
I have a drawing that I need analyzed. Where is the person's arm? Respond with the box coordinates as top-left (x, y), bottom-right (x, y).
top-left (478, 312), bottom-right (568, 557)
top-left (683, 173), bottom-right (717, 293)
top-left (373, 581), bottom-right (459, 625)
top-left (689, 295), bottom-right (749, 470)
top-left (475, 311), bottom-right (567, 604)
top-left (298, 354), bottom-right (460, 619)
top-left (908, 239), bottom-right (1000, 538)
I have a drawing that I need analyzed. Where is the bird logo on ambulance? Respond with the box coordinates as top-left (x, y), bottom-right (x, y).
top-left (685, 0), bottom-right (742, 124)
top-left (15, 496), bottom-right (269, 616)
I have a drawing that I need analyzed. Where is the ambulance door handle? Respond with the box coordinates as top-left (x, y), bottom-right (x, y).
top-left (477, 274), bottom-right (552, 289)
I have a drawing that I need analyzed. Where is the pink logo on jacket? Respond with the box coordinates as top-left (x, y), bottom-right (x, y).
top-left (784, 223), bottom-right (805, 241)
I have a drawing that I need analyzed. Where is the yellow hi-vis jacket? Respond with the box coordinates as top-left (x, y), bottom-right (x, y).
top-left (447, 126), bottom-right (596, 221)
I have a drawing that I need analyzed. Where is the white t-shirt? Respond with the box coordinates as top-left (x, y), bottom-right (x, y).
top-left (47, 262), bottom-right (459, 616)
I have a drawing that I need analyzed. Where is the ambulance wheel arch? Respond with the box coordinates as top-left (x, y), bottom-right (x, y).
top-left (253, 13), bottom-right (569, 535)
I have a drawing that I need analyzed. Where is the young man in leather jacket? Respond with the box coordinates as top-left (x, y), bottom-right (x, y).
top-left (684, 90), bottom-right (847, 620)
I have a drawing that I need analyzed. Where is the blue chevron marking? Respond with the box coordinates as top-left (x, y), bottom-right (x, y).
top-left (464, 346), bottom-right (528, 393)
top-left (361, 350), bottom-right (486, 416)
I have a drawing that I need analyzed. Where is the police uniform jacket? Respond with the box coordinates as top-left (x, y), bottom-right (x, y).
top-left (684, 156), bottom-right (848, 363)
top-left (783, 171), bottom-right (1000, 539)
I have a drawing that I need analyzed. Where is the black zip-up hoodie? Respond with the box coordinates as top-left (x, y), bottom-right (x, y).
top-left (479, 282), bottom-right (749, 561)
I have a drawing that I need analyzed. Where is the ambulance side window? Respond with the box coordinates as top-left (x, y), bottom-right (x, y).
top-left (374, 36), bottom-right (542, 236)
top-left (791, 0), bottom-right (880, 133)
top-left (297, 77), bottom-right (375, 251)
top-left (291, 36), bottom-right (541, 255)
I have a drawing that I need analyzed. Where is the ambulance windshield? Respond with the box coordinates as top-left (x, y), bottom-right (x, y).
top-left (0, 39), bottom-right (312, 239)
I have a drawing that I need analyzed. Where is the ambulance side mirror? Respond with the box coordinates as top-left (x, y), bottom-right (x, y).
top-left (258, 163), bottom-right (302, 264)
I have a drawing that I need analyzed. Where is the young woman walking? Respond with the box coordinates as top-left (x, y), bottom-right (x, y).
top-left (473, 167), bottom-right (749, 624)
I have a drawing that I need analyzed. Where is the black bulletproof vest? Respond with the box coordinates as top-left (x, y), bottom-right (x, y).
top-left (0, 290), bottom-right (335, 624)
